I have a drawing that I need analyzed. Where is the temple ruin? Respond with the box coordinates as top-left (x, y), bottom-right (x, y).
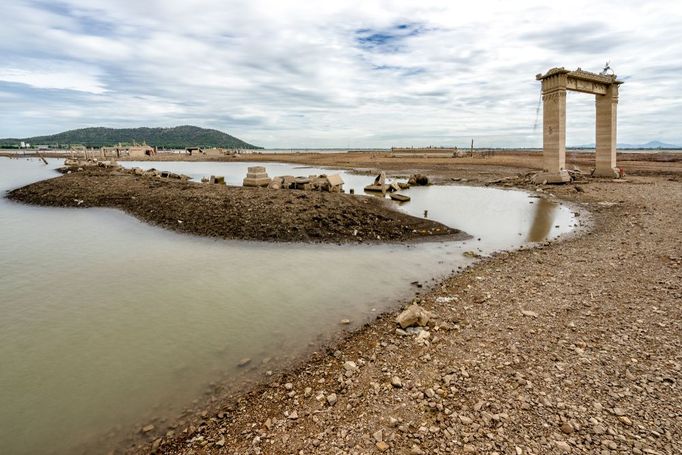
top-left (534, 67), bottom-right (623, 183)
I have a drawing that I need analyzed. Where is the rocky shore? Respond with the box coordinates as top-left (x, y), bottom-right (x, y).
top-left (115, 160), bottom-right (681, 455)
top-left (6, 167), bottom-right (462, 244)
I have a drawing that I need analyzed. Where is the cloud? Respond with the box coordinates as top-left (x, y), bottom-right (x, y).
top-left (0, 0), bottom-right (681, 146)
top-left (0, 63), bottom-right (107, 94)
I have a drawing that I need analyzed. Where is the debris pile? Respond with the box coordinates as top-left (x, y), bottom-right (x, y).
top-left (364, 171), bottom-right (416, 201)
top-left (64, 158), bottom-right (120, 169)
top-left (243, 167), bottom-right (345, 193)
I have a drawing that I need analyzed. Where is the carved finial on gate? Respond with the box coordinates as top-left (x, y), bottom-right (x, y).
top-left (600, 61), bottom-right (614, 76)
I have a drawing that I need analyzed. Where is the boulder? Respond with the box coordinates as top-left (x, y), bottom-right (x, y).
top-left (396, 304), bottom-right (431, 329)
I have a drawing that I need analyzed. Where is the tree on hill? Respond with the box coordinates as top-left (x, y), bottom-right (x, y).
top-left (0, 125), bottom-right (261, 149)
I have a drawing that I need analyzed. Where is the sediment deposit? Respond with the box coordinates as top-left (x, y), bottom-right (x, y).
top-left (7, 167), bottom-right (462, 244)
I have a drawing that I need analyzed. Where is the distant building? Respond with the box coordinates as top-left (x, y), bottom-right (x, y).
top-left (127, 145), bottom-right (157, 158)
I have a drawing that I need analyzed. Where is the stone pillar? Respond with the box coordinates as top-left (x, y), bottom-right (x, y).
top-left (594, 84), bottom-right (619, 177)
top-left (534, 72), bottom-right (570, 183)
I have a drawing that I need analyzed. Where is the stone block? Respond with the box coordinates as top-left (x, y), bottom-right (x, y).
top-left (243, 177), bottom-right (271, 187)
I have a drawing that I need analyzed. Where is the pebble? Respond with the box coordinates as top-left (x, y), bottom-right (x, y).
top-left (521, 309), bottom-right (539, 318)
top-left (376, 441), bottom-right (389, 451)
top-left (326, 393), bottom-right (337, 406)
top-left (555, 440), bottom-right (571, 452)
top-left (561, 422), bottom-right (574, 434)
top-left (391, 376), bottom-right (403, 388)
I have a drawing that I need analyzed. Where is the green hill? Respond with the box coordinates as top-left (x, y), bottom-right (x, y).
top-left (0, 126), bottom-right (261, 149)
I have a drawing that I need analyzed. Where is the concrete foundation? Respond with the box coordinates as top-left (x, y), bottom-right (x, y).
top-left (243, 166), bottom-right (271, 187)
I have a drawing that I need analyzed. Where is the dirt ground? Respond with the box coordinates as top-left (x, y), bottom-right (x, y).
top-left (101, 153), bottom-right (681, 455)
top-left (7, 167), bottom-right (460, 244)
top-left (117, 150), bottom-right (682, 180)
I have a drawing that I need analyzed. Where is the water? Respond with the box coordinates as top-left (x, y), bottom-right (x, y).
top-left (0, 158), bottom-right (576, 454)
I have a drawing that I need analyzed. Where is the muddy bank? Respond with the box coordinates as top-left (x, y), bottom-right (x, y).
top-left (121, 171), bottom-right (680, 454)
top-left (6, 167), bottom-right (463, 244)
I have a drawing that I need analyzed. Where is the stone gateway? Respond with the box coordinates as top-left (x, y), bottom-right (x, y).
top-left (534, 67), bottom-right (623, 183)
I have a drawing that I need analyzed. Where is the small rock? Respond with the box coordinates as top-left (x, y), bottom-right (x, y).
top-left (613, 407), bottom-right (626, 416)
top-left (326, 393), bottom-right (337, 406)
top-left (287, 411), bottom-right (298, 420)
top-left (555, 440), bottom-right (571, 452)
top-left (376, 441), bottom-right (390, 451)
top-left (373, 429), bottom-right (383, 442)
top-left (238, 358), bottom-right (251, 367)
top-left (391, 376), bottom-right (403, 388)
top-left (619, 416), bottom-right (632, 426)
top-left (343, 361), bottom-right (358, 372)
top-left (142, 424), bottom-right (155, 433)
top-left (215, 437), bottom-right (225, 447)
top-left (521, 310), bottom-right (539, 318)
top-left (396, 304), bottom-right (431, 329)
top-left (561, 422), bottom-right (574, 434)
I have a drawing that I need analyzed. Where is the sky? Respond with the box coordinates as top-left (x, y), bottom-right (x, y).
top-left (1, 0), bottom-right (681, 148)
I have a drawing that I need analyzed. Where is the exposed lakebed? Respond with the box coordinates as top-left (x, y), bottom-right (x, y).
top-left (0, 158), bottom-right (577, 454)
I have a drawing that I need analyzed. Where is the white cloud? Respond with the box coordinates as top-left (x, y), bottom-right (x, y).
top-left (0, 0), bottom-right (681, 146)
top-left (0, 65), bottom-right (107, 94)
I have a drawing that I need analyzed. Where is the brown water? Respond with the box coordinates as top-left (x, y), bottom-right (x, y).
top-left (0, 158), bottom-right (577, 454)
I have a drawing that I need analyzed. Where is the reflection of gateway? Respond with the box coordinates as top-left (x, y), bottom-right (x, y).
top-left (527, 198), bottom-right (557, 242)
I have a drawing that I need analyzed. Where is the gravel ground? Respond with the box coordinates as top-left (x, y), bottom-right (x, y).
top-left (119, 170), bottom-right (681, 455)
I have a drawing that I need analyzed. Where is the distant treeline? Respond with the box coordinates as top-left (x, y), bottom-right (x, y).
top-left (0, 125), bottom-right (261, 149)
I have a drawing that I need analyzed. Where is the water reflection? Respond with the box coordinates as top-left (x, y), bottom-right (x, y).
top-left (527, 197), bottom-right (558, 242)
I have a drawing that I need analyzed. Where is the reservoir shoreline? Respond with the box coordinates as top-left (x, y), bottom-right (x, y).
top-left (117, 154), bottom-right (680, 454)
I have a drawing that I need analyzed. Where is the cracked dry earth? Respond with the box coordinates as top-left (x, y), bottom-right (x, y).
top-left (132, 176), bottom-right (681, 455)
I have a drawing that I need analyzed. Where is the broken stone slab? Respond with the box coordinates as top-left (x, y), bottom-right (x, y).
top-left (280, 175), bottom-right (296, 188)
top-left (396, 304), bottom-right (432, 329)
top-left (209, 175), bottom-right (226, 184)
top-left (374, 171), bottom-right (386, 186)
top-left (364, 184), bottom-right (388, 193)
top-left (390, 193), bottom-right (410, 202)
top-left (327, 174), bottom-right (344, 187)
top-left (268, 177), bottom-right (283, 190)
